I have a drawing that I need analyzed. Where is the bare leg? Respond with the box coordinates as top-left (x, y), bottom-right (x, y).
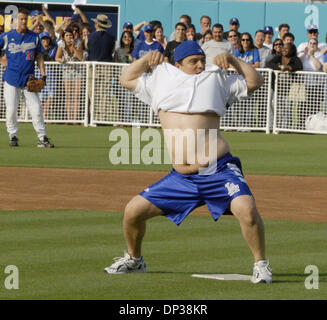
top-left (123, 195), bottom-right (163, 258)
top-left (64, 80), bottom-right (72, 120)
top-left (230, 195), bottom-right (266, 262)
top-left (73, 78), bottom-right (81, 121)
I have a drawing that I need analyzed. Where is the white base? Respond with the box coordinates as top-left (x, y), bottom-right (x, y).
top-left (192, 274), bottom-right (252, 281)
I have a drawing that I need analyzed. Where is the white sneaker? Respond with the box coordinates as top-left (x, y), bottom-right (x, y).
top-left (251, 260), bottom-right (272, 283)
top-left (104, 252), bottom-right (146, 274)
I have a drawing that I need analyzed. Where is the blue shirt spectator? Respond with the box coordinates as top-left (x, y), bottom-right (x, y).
top-left (234, 32), bottom-right (260, 67)
top-left (234, 47), bottom-right (260, 66)
top-left (131, 24), bottom-right (164, 60)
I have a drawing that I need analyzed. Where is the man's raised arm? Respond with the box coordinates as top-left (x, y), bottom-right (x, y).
top-left (213, 53), bottom-right (264, 94)
top-left (120, 51), bottom-right (164, 92)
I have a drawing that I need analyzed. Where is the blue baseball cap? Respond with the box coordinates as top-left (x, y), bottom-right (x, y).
top-left (123, 22), bottom-right (133, 29)
top-left (39, 31), bottom-right (51, 40)
top-left (307, 24), bottom-right (318, 31)
top-left (144, 24), bottom-right (154, 32)
top-left (264, 26), bottom-right (273, 34)
top-left (30, 10), bottom-right (42, 17)
top-left (70, 14), bottom-right (81, 21)
top-left (229, 18), bottom-right (239, 25)
top-left (174, 40), bottom-right (205, 63)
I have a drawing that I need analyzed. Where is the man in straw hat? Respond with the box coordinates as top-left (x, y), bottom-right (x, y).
top-left (87, 13), bottom-right (115, 62)
top-left (87, 14), bottom-right (115, 117)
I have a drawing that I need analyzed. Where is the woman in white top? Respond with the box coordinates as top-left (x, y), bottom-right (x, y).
top-left (298, 39), bottom-right (325, 129)
top-left (300, 39), bottom-right (324, 71)
top-left (55, 28), bottom-right (83, 122)
top-left (153, 25), bottom-right (168, 50)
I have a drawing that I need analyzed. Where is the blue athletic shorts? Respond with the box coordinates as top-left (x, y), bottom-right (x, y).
top-left (139, 153), bottom-right (252, 225)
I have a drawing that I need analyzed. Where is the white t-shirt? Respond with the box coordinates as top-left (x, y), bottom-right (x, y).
top-left (133, 62), bottom-right (248, 117)
top-left (301, 51), bottom-right (324, 71)
top-left (297, 41), bottom-right (327, 58)
top-left (201, 39), bottom-right (234, 64)
top-left (257, 46), bottom-right (272, 68)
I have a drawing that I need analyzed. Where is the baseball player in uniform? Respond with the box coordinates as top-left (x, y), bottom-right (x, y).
top-left (104, 41), bottom-right (272, 283)
top-left (0, 7), bottom-right (54, 147)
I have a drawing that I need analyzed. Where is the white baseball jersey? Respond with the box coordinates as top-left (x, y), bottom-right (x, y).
top-left (134, 62), bottom-right (248, 117)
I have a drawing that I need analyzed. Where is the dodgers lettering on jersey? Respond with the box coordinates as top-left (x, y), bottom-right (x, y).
top-left (0, 29), bottom-right (42, 87)
top-left (131, 41), bottom-right (164, 59)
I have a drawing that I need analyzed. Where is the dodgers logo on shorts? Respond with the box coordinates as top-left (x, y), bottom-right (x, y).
top-left (225, 182), bottom-right (240, 196)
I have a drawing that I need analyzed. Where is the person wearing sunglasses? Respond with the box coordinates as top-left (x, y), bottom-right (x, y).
top-left (265, 38), bottom-right (284, 65)
top-left (297, 24), bottom-right (327, 59)
top-left (227, 30), bottom-right (240, 51)
top-left (234, 32), bottom-right (260, 68)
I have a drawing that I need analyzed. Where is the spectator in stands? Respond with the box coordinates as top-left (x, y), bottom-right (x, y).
top-left (131, 24), bottom-right (164, 60)
top-left (0, 24), bottom-right (4, 35)
top-left (282, 32), bottom-right (295, 45)
top-left (42, 20), bottom-right (57, 47)
top-left (30, 10), bottom-right (43, 30)
top-left (266, 43), bottom-right (302, 72)
top-left (87, 14), bottom-right (115, 62)
top-left (133, 21), bottom-right (148, 39)
top-left (169, 14), bottom-right (191, 41)
top-left (265, 38), bottom-right (283, 65)
top-left (203, 30), bottom-right (213, 43)
top-left (38, 31), bottom-right (57, 120)
top-left (114, 31), bottom-right (134, 63)
top-left (196, 15), bottom-right (211, 45)
top-left (40, 31), bottom-right (57, 61)
top-left (81, 23), bottom-right (92, 61)
top-left (201, 23), bottom-right (233, 64)
top-left (30, 11), bottom-right (45, 34)
top-left (164, 22), bottom-right (186, 64)
top-left (123, 22), bottom-right (134, 33)
top-left (299, 38), bottom-right (324, 72)
top-left (254, 29), bottom-right (271, 68)
top-left (223, 17), bottom-right (241, 40)
top-left (133, 20), bottom-right (162, 46)
top-left (234, 32), bottom-right (260, 68)
top-left (114, 30), bottom-right (135, 122)
top-left (227, 30), bottom-right (240, 51)
top-left (266, 43), bottom-right (302, 130)
top-left (263, 26), bottom-right (274, 49)
top-left (185, 24), bottom-right (197, 41)
top-left (54, 7), bottom-right (88, 38)
top-left (55, 28), bottom-right (84, 121)
top-left (278, 23), bottom-right (290, 40)
top-left (299, 38), bottom-right (325, 129)
top-left (71, 23), bottom-right (82, 49)
top-left (154, 25), bottom-right (168, 50)
top-left (297, 24), bottom-right (327, 59)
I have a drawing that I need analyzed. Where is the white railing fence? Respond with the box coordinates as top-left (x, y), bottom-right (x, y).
top-left (273, 70), bottom-right (327, 134)
top-left (0, 62), bottom-right (326, 134)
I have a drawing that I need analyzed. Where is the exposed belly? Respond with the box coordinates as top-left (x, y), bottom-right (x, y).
top-left (158, 110), bottom-right (230, 174)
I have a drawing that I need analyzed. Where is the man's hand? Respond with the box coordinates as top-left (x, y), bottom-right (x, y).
top-left (145, 51), bottom-right (165, 69)
top-left (213, 53), bottom-right (235, 71)
top-left (120, 51), bottom-right (164, 92)
top-left (214, 53), bottom-right (263, 94)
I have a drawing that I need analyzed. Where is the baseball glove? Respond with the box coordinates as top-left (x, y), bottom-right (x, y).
top-left (26, 75), bottom-right (46, 93)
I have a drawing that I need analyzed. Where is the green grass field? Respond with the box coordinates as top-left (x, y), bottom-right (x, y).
top-left (0, 210), bottom-right (326, 300)
top-left (0, 123), bottom-right (326, 176)
top-left (0, 124), bottom-right (326, 300)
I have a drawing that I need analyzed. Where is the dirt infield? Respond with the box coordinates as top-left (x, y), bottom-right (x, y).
top-left (0, 167), bottom-right (326, 222)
